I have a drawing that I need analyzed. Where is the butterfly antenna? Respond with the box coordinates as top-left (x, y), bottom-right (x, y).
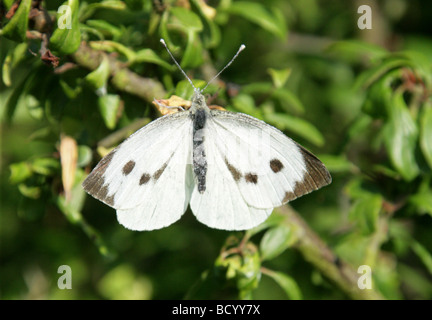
top-left (160, 39), bottom-right (197, 91)
top-left (202, 44), bottom-right (246, 91)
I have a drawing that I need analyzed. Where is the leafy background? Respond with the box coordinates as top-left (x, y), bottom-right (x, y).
top-left (1, 0), bottom-right (432, 299)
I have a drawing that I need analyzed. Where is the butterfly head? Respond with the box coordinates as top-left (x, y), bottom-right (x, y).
top-left (160, 39), bottom-right (245, 100)
top-left (191, 89), bottom-right (206, 111)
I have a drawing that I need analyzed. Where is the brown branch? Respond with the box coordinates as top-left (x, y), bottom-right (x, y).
top-left (71, 42), bottom-right (167, 103)
top-left (278, 205), bottom-right (385, 300)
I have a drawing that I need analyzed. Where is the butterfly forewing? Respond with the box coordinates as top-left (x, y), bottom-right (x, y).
top-left (83, 111), bottom-right (194, 230)
top-left (207, 110), bottom-right (331, 210)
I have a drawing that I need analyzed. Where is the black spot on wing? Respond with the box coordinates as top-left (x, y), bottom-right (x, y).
top-left (139, 173), bottom-right (151, 185)
top-left (245, 173), bottom-right (258, 184)
top-left (270, 159), bottom-right (284, 173)
top-left (224, 158), bottom-right (242, 181)
top-left (153, 163), bottom-right (168, 181)
top-left (122, 160), bottom-right (135, 175)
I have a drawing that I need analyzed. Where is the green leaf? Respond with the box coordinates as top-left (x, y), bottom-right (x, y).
top-left (326, 40), bottom-right (387, 64)
top-left (175, 79), bottom-right (206, 99)
top-left (246, 210), bottom-right (286, 238)
top-left (271, 88), bottom-right (305, 114)
top-left (264, 269), bottom-right (303, 300)
top-left (98, 94), bottom-right (121, 129)
top-left (317, 154), bottom-right (354, 173)
top-left (411, 241), bottom-right (432, 275)
top-left (31, 158), bottom-right (60, 176)
top-left (409, 190), bottom-right (432, 217)
top-left (264, 113), bottom-right (325, 147)
top-left (231, 93), bottom-right (262, 119)
top-left (59, 79), bottom-right (82, 99)
top-left (9, 162), bottom-right (33, 184)
top-left (170, 7), bottom-right (203, 31)
top-left (354, 57), bottom-right (409, 91)
top-left (420, 102), bottom-right (432, 169)
top-left (79, 0), bottom-right (126, 21)
top-left (260, 225), bottom-right (296, 261)
top-left (0, 0), bottom-right (32, 41)
top-left (348, 193), bottom-right (382, 235)
top-left (190, 0), bottom-right (220, 48)
top-left (134, 49), bottom-right (173, 70)
top-left (180, 31), bottom-right (204, 69)
top-left (86, 20), bottom-right (122, 39)
top-left (241, 82), bottom-right (273, 95)
top-left (383, 92), bottom-right (420, 181)
top-left (77, 145), bottom-right (93, 167)
top-left (226, 2), bottom-right (287, 38)
top-left (267, 68), bottom-right (291, 89)
top-left (89, 41), bottom-right (136, 62)
top-left (361, 70), bottom-right (398, 119)
top-left (50, 0), bottom-right (82, 54)
top-left (85, 55), bottom-right (111, 90)
top-left (18, 184), bottom-right (41, 199)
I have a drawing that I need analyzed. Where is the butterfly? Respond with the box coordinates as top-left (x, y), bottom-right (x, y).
top-left (82, 39), bottom-right (331, 231)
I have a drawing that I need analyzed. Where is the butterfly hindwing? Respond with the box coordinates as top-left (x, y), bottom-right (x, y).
top-left (83, 111), bottom-right (194, 230)
top-left (207, 110), bottom-right (331, 210)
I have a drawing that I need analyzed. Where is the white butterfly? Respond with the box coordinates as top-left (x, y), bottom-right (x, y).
top-left (82, 40), bottom-right (331, 231)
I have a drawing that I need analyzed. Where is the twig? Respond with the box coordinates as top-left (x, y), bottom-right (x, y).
top-left (71, 43), bottom-right (167, 103)
top-left (278, 205), bottom-right (385, 300)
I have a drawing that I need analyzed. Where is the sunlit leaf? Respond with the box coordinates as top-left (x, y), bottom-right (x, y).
top-left (98, 94), bottom-right (121, 129)
top-left (317, 154), bottom-right (354, 173)
top-left (409, 190), bottom-right (432, 217)
top-left (420, 101), bottom-right (432, 169)
top-left (268, 68), bottom-right (291, 89)
top-left (170, 6), bottom-right (203, 31)
top-left (85, 55), bottom-right (111, 90)
top-left (9, 162), bottom-right (33, 184)
top-left (18, 184), bottom-right (41, 199)
top-left (180, 31), bottom-right (204, 69)
top-left (31, 158), bottom-right (60, 176)
top-left (383, 92), bottom-right (420, 181)
top-left (260, 225), bottom-right (296, 261)
top-left (134, 49), bottom-right (173, 70)
top-left (86, 19), bottom-right (122, 39)
top-left (0, 0), bottom-right (32, 41)
top-left (50, 0), bottom-right (82, 54)
top-left (89, 41), bottom-right (136, 61)
top-left (226, 2), bottom-right (287, 38)
top-left (264, 113), bottom-right (325, 147)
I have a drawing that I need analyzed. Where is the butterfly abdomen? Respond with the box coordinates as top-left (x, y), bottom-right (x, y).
top-left (193, 108), bottom-right (208, 193)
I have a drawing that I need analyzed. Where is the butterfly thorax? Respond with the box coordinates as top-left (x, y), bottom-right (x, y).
top-left (191, 90), bottom-right (209, 193)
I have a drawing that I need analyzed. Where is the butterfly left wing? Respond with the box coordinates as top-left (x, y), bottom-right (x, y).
top-left (206, 110), bottom-right (331, 210)
top-left (83, 111), bottom-right (194, 231)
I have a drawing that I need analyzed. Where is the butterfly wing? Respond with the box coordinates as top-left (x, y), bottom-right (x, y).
top-left (206, 110), bottom-right (331, 210)
top-left (83, 111), bottom-right (194, 231)
top-left (189, 128), bottom-right (273, 230)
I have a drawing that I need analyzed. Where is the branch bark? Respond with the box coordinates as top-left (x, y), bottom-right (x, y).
top-left (279, 205), bottom-right (385, 300)
top-left (71, 42), bottom-right (167, 103)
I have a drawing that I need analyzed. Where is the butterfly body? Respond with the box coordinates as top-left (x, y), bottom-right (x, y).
top-left (190, 91), bottom-right (209, 193)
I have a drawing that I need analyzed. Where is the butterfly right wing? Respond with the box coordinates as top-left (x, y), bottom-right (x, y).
top-left (83, 111), bottom-right (194, 231)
